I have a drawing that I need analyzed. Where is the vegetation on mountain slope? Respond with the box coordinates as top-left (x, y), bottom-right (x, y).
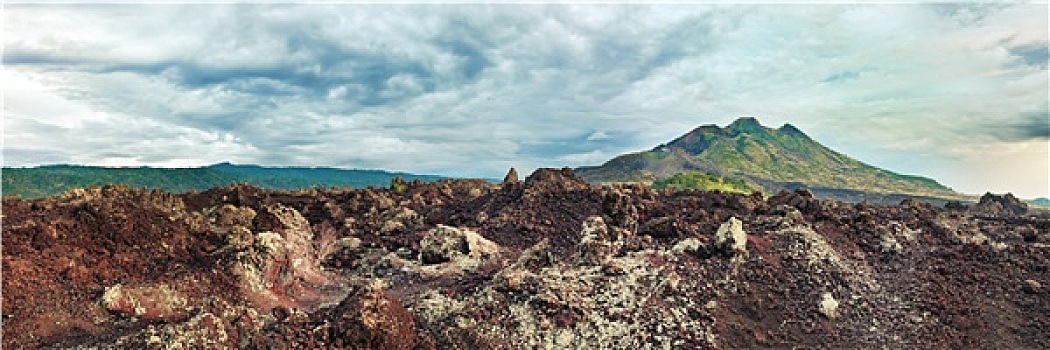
top-left (577, 117), bottom-right (958, 199)
top-left (2, 163), bottom-right (444, 199)
top-left (651, 171), bottom-right (758, 194)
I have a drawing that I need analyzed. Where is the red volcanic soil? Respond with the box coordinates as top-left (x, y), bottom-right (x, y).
top-left (3, 168), bottom-right (1049, 348)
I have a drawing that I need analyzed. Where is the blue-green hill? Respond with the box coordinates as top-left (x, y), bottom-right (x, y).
top-left (2, 162), bottom-right (444, 199)
top-left (577, 117), bottom-right (961, 200)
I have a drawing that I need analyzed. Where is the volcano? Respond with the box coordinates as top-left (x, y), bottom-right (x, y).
top-left (576, 117), bottom-right (961, 203)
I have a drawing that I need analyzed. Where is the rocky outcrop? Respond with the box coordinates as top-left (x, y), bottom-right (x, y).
top-left (3, 181), bottom-right (1048, 349)
top-left (714, 217), bottom-right (747, 255)
top-left (975, 192), bottom-right (1028, 216)
top-left (254, 279), bottom-right (417, 349)
top-left (232, 204), bottom-right (347, 312)
top-left (418, 225), bottom-right (499, 271)
top-left (503, 167), bottom-right (519, 183)
top-left (525, 167), bottom-right (591, 192)
top-left (101, 284), bottom-right (191, 322)
top-left (574, 216), bottom-right (621, 265)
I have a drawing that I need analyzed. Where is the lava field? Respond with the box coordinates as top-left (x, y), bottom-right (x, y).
top-left (3, 168), bottom-right (1048, 348)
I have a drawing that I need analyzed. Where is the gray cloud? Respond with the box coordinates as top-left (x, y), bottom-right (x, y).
top-left (3, 4), bottom-right (1049, 197)
top-left (1001, 109), bottom-right (1050, 141)
top-left (1009, 42), bottom-right (1049, 69)
top-left (822, 71), bottom-right (860, 83)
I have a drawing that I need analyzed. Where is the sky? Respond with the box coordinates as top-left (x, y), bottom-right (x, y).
top-left (3, 3), bottom-right (1048, 198)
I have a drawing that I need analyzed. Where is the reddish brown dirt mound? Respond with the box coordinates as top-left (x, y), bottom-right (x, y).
top-left (3, 171), bottom-right (1049, 348)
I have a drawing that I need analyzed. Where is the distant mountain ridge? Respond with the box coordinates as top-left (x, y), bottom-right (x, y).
top-left (576, 117), bottom-right (961, 201)
top-left (2, 162), bottom-right (445, 199)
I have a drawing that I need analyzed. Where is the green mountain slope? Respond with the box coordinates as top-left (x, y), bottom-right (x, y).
top-left (576, 117), bottom-right (958, 198)
top-left (651, 171), bottom-right (758, 194)
top-left (2, 163), bottom-right (445, 199)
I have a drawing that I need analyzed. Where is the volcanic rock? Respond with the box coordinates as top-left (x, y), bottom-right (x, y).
top-left (819, 292), bottom-right (840, 319)
top-left (4, 180), bottom-right (1050, 349)
top-left (232, 204), bottom-right (347, 312)
top-left (524, 167), bottom-right (591, 192)
top-left (769, 189), bottom-right (820, 213)
top-left (602, 186), bottom-right (639, 231)
top-left (101, 284), bottom-right (190, 322)
top-left (575, 216), bottom-right (618, 265)
top-left (254, 279), bottom-right (417, 349)
top-left (418, 225), bottom-right (498, 267)
top-left (377, 207), bottom-right (422, 235)
top-left (1023, 279), bottom-right (1043, 294)
top-left (503, 167), bottom-right (519, 183)
top-left (975, 192), bottom-right (1028, 216)
top-left (944, 200), bottom-right (969, 211)
top-left (714, 216), bottom-right (747, 255)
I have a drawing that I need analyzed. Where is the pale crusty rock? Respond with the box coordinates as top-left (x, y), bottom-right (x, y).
top-left (101, 284), bottom-right (190, 322)
top-left (714, 217), bottom-right (747, 255)
top-left (419, 225), bottom-right (499, 272)
top-left (819, 292), bottom-right (840, 319)
top-left (232, 204), bottom-right (347, 312)
top-left (672, 237), bottom-right (704, 255)
top-left (576, 216), bottom-right (620, 265)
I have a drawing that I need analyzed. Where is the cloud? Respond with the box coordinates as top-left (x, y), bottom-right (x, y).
top-left (3, 4), bottom-right (1048, 197)
top-left (822, 71), bottom-right (860, 83)
top-left (1009, 42), bottom-right (1049, 69)
top-left (1000, 109), bottom-right (1050, 141)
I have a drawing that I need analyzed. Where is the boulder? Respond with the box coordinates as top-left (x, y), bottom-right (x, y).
top-left (819, 292), bottom-right (840, 319)
top-left (524, 167), bottom-right (591, 192)
top-left (101, 284), bottom-right (190, 322)
top-left (713, 217), bottom-right (747, 255)
top-left (233, 204), bottom-right (345, 312)
top-left (769, 189), bottom-right (820, 213)
top-left (419, 225), bottom-right (498, 265)
top-left (944, 200), bottom-right (969, 211)
top-left (377, 207), bottom-right (422, 235)
top-left (975, 192), bottom-right (1028, 216)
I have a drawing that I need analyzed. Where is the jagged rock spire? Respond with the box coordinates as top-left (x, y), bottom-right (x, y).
top-left (503, 167), bottom-right (519, 183)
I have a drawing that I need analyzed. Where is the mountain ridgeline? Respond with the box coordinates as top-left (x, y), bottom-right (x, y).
top-left (576, 117), bottom-right (960, 202)
top-left (1, 163), bottom-right (444, 199)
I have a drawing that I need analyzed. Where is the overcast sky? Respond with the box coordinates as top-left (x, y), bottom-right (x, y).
top-left (4, 3), bottom-right (1048, 198)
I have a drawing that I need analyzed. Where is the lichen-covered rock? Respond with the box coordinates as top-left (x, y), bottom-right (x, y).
top-left (419, 225), bottom-right (499, 268)
top-left (419, 226), bottom-right (468, 264)
top-left (1023, 279), bottom-right (1043, 294)
top-left (714, 217), bottom-right (747, 255)
top-left (377, 207), bottom-right (422, 235)
top-left (819, 292), bottom-right (840, 319)
top-left (777, 206), bottom-right (807, 229)
top-left (211, 204), bottom-right (256, 228)
top-left (672, 237), bottom-right (705, 256)
top-left (101, 284), bottom-right (190, 322)
top-left (233, 204), bottom-right (347, 313)
top-left (880, 233), bottom-right (902, 253)
top-left (515, 238), bottom-right (555, 271)
top-left (575, 216), bottom-right (619, 265)
top-left (494, 269), bottom-right (543, 294)
top-left (5, 175), bottom-right (1050, 349)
